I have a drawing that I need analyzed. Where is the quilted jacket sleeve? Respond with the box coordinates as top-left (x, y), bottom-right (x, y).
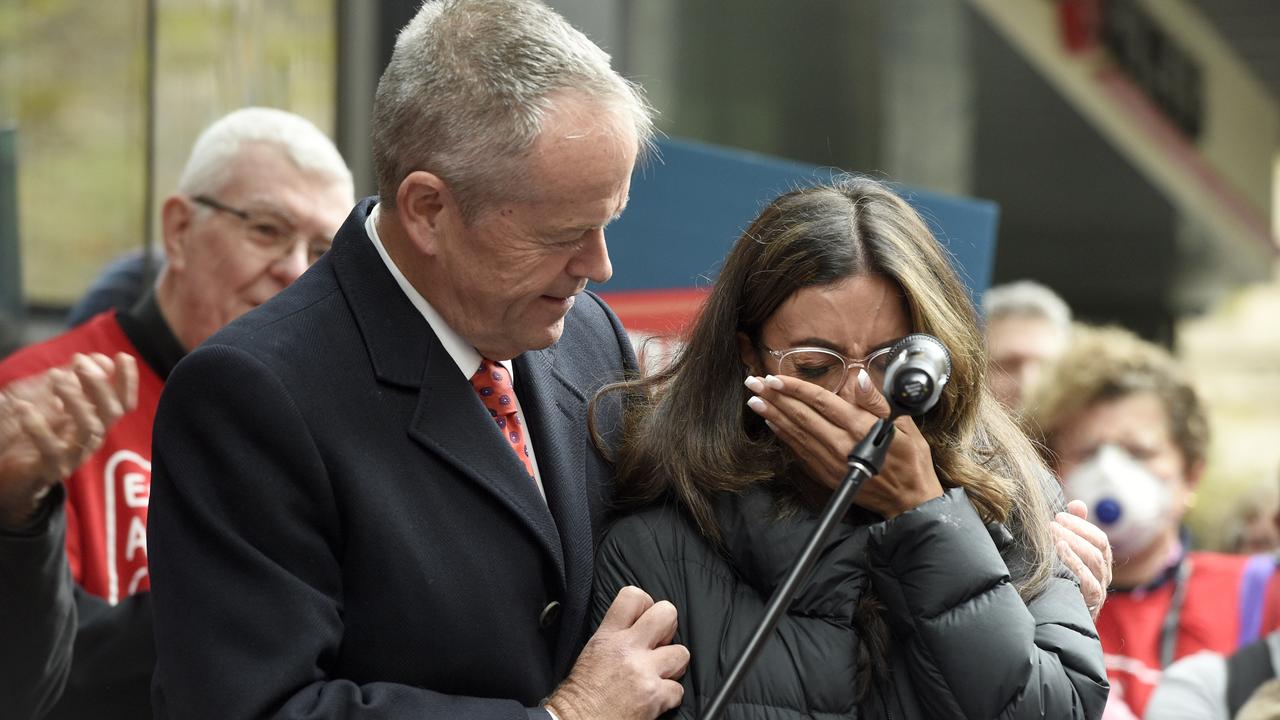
top-left (593, 512), bottom-right (703, 720)
top-left (866, 488), bottom-right (1109, 720)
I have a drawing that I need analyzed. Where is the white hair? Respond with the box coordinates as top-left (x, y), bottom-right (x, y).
top-left (982, 280), bottom-right (1073, 334)
top-left (371, 0), bottom-right (655, 218)
top-left (177, 107), bottom-right (353, 199)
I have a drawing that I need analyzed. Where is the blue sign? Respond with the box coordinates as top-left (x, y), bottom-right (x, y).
top-left (600, 137), bottom-right (1000, 308)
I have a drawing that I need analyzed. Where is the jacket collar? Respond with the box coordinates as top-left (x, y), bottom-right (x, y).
top-left (714, 486), bottom-right (873, 619)
top-left (116, 289), bottom-right (186, 380)
top-left (330, 198), bottom-right (432, 388)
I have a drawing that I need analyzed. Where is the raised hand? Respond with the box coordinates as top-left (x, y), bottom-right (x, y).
top-left (1053, 500), bottom-right (1113, 619)
top-left (0, 352), bottom-right (138, 528)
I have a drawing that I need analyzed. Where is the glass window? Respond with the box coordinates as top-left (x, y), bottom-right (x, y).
top-left (3, 1), bottom-right (336, 308)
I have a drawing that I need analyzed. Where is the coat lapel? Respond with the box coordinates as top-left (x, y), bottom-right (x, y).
top-left (513, 347), bottom-right (592, 671)
top-left (331, 198), bottom-right (566, 587)
top-left (407, 350), bottom-right (566, 587)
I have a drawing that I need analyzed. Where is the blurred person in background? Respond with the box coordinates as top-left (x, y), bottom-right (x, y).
top-left (592, 177), bottom-right (1109, 719)
top-left (1236, 680), bottom-right (1280, 720)
top-left (983, 279), bottom-right (1072, 413)
top-left (0, 106), bottom-right (353, 719)
top-left (1145, 466), bottom-right (1280, 720)
top-left (1027, 325), bottom-right (1280, 718)
top-left (1224, 475), bottom-right (1280, 556)
top-left (1147, 593), bottom-right (1280, 720)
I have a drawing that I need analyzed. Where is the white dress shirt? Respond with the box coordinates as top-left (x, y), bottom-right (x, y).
top-left (364, 203), bottom-right (545, 499)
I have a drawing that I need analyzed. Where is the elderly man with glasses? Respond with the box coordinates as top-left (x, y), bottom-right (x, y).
top-left (0, 106), bottom-right (353, 719)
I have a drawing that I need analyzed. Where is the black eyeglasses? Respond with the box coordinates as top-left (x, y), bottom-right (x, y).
top-left (760, 344), bottom-right (896, 394)
top-left (192, 195), bottom-right (330, 262)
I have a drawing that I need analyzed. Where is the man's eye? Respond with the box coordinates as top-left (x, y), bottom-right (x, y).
top-left (253, 224), bottom-right (286, 239)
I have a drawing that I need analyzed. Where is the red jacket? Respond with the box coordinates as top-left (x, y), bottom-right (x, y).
top-left (1097, 550), bottom-right (1280, 716)
top-left (0, 311), bottom-right (163, 604)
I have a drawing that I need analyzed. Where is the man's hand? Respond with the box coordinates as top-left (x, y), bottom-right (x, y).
top-left (546, 586), bottom-right (689, 720)
top-left (1052, 500), bottom-right (1113, 620)
top-left (0, 352), bottom-right (138, 528)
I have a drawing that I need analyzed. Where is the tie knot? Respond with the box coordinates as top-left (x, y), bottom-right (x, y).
top-left (471, 358), bottom-right (517, 417)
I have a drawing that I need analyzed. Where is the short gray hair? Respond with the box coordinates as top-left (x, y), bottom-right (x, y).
top-left (177, 107), bottom-right (353, 199)
top-left (983, 280), bottom-right (1072, 334)
top-left (371, 0), bottom-right (655, 217)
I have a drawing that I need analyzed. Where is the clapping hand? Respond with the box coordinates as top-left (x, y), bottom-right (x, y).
top-left (0, 352), bottom-right (138, 528)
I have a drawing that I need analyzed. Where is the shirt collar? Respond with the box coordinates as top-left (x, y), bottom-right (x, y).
top-left (364, 203), bottom-right (509, 379)
top-left (116, 288), bottom-right (186, 380)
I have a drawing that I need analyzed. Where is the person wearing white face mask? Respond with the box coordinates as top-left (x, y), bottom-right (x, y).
top-left (1027, 325), bottom-right (1279, 719)
top-left (1062, 445), bottom-right (1175, 564)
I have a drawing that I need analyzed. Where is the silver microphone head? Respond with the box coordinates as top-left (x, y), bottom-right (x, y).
top-left (882, 333), bottom-right (952, 417)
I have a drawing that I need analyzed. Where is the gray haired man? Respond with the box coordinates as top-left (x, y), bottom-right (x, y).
top-left (0, 107), bottom-right (353, 719)
top-left (149, 2), bottom-right (687, 719)
top-left (982, 279), bottom-right (1073, 412)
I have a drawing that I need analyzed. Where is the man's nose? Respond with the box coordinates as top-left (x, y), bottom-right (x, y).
top-left (271, 241), bottom-right (310, 285)
top-left (569, 228), bottom-right (612, 285)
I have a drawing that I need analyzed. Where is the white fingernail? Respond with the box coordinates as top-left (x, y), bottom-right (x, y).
top-left (763, 375), bottom-right (784, 390)
top-left (743, 376), bottom-right (764, 393)
top-left (857, 368), bottom-right (871, 392)
top-left (746, 396), bottom-right (766, 412)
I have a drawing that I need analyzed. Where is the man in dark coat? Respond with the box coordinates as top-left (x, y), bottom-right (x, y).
top-left (147, 2), bottom-right (688, 719)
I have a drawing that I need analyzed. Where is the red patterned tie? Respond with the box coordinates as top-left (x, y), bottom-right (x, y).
top-left (471, 359), bottom-right (536, 481)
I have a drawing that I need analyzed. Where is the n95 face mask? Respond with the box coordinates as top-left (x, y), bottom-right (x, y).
top-left (1062, 445), bottom-right (1173, 560)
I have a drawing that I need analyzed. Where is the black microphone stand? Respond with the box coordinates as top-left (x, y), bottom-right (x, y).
top-left (700, 416), bottom-right (898, 720)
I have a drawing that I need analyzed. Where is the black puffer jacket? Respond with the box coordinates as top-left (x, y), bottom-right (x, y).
top-left (593, 487), bottom-right (1109, 719)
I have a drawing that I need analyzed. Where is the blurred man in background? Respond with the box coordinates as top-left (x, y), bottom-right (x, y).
top-left (0, 106), bottom-right (353, 719)
top-left (983, 279), bottom-right (1072, 412)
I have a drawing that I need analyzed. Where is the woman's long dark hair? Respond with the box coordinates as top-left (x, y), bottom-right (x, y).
top-left (592, 176), bottom-right (1056, 600)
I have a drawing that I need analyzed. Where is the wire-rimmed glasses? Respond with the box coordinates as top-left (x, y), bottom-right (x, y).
top-left (760, 344), bottom-right (895, 394)
top-left (193, 195), bottom-right (330, 262)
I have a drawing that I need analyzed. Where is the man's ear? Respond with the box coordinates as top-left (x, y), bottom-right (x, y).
top-left (396, 171), bottom-right (456, 256)
top-left (736, 331), bottom-right (759, 376)
top-left (159, 195), bottom-right (194, 272)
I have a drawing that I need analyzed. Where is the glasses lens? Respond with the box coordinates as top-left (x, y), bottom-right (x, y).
top-left (244, 216), bottom-right (296, 253)
top-left (867, 350), bottom-right (894, 389)
top-left (778, 350), bottom-right (845, 392)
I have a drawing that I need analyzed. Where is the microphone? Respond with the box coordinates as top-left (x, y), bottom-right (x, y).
top-left (882, 333), bottom-right (952, 417)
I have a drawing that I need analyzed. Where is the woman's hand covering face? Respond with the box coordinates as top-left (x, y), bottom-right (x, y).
top-left (744, 370), bottom-right (943, 519)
